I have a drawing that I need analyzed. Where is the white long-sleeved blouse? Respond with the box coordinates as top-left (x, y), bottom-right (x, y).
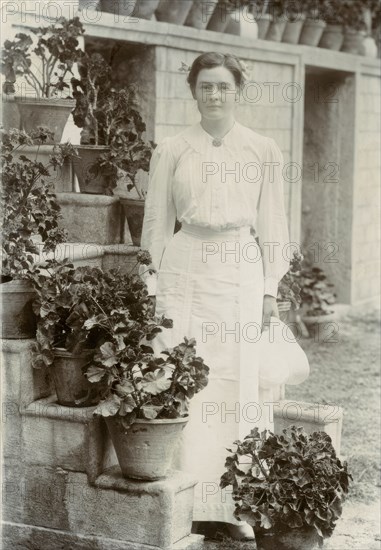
top-left (140, 120), bottom-right (290, 298)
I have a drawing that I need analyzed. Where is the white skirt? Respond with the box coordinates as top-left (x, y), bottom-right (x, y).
top-left (152, 223), bottom-right (276, 524)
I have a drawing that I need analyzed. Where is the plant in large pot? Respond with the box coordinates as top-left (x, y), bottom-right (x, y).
top-left (1, 17), bottom-right (85, 144)
top-left (154, 0), bottom-right (194, 24)
top-left (31, 252), bottom-right (162, 407)
top-left (220, 426), bottom-right (352, 549)
top-left (282, 0), bottom-right (306, 44)
top-left (251, 0), bottom-right (273, 39)
top-left (276, 249), bottom-right (302, 324)
top-left (0, 127), bottom-right (75, 339)
top-left (265, 0), bottom-right (287, 41)
top-left (298, 0), bottom-right (327, 47)
top-left (340, 0), bottom-right (369, 54)
top-left (207, 0), bottom-right (251, 34)
top-left (318, 0), bottom-right (345, 50)
top-left (71, 53), bottom-right (153, 212)
top-left (299, 264), bottom-right (336, 339)
top-left (75, 250), bottom-right (210, 480)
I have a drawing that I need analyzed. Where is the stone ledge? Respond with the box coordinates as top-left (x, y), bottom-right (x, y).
top-left (2, 522), bottom-right (205, 550)
top-left (274, 399), bottom-right (343, 455)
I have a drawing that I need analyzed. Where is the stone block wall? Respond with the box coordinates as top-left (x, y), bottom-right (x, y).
top-left (353, 73), bottom-right (381, 303)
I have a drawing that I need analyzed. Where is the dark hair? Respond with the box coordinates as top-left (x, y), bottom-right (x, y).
top-left (187, 52), bottom-right (246, 96)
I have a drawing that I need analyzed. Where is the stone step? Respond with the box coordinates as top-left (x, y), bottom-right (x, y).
top-left (274, 399), bottom-right (343, 455)
top-left (33, 242), bottom-right (139, 272)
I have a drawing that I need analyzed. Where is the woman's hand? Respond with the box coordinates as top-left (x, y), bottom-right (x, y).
top-left (261, 295), bottom-right (279, 333)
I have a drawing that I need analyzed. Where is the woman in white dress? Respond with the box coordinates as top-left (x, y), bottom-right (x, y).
top-left (140, 52), bottom-right (290, 541)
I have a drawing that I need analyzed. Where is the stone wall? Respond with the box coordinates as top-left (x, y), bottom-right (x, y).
top-left (352, 73), bottom-right (381, 304)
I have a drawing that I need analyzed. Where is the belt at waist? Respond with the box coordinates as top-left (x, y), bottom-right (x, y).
top-left (180, 222), bottom-right (252, 240)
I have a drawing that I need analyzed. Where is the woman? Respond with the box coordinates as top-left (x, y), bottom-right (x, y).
top-left (140, 52), bottom-right (290, 541)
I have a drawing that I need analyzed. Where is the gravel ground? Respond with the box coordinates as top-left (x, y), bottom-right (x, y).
top-left (203, 303), bottom-right (381, 550)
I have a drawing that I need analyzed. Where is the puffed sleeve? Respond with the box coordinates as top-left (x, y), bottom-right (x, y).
top-left (139, 137), bottom-right (177, 296)
top-left (255, 138), bottom-right (290, 298)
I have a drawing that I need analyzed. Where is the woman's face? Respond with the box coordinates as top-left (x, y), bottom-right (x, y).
top-left (193, 66), bottom-right (239, 120)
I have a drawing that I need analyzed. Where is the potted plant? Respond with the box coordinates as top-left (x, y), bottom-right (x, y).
top-left (99, 0), bottom-right (138, 16)
top-left (154, 0), bottom-right (195, 24)
top-left (340, 0), bottom-right (368, 54)
top-left (86, 331), bottom-right (210, 479)
top-left (185, 0), bottom-right (219, 29)
top-left (31, 251), bottom-right (161, 406)
top-left (207, 0), bottom-right (250, 33)
top-left (0, 127), bottom-right (75, 339)
top-left (318, 0), bottom-right (345, 50)
top-left (299, 264), bottom-right (336, 338)
top-left (1, 17), bottom-right (85, 144)
top-left (251, 0), bottom-right (273, 39)
top-left (282, 0), bottom-right (306, 44)
top-left (299, 0), bottom-right (327, 47)
top-left (361, 0), bottom-right (381, 57)
top-left (71, 52), bottom-right (153, 212)
top-left (277, 249), bottom-right (302, 323)
top-left (220, 426), bottom-right (352, 549)
top-left (265, 0), bottom-right (287, 41)
top-left (132, 0), bottom-right (161, 19)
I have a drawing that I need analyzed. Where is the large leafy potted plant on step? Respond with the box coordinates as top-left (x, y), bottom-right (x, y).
top-left (31, 252), bottom-right (163, 407)
top-left (298, 0), bottom-right (327, 47)
top-left (220, 426), bottom-right (352, 549)
top-left (83, 251), bottom-right (210, 480)
top-left (319, 0), bottom-right (345, 50)
top-left (0, 127), bottom-right (75, 339)
top-left (1, 17), bottom-right (85, 143)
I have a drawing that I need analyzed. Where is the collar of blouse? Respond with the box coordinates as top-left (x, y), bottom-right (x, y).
top-left (182, 120), bottom-right (244, 155)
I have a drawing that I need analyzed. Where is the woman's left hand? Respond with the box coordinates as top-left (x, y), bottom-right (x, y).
top-left (261, 295), bottom-right (279, 333)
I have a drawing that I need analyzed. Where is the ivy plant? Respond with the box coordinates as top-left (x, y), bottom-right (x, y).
top-left (299, 265), bottom-right (336, 316)
top-left (277, 249), bottom-right (303, 310)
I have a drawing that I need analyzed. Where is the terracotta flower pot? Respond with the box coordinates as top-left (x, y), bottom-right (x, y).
top-left (0, 279), bottom-right (36, 339)
top-left (155, 0), bottom-right (194, 24)
top-left (184, 0), bottom-right (219, 30)
top-left (132, 0), bottom-right (160, 19)
top-left (15, 97), bottom-right (75, 144)
top-left (51, 348), bottom-right (99, 407)
top-left (255, 13), bottom-right (272, 39)
top-left (207, 2), bottom-right (231, 32)
top-left (72, 145), bottom-right (111, 194)
top-left (282, 15), bottom-right (305, 44)
top-left (105, 417), bottom-right (188, 480)
top-left (360, 35), bottom-right (378, 57)
top-left (120, 197), bottom-right (145, 246)
top-left (341, 29), bottom-right (366, 55)
top-left (265, 18), bottom-right (287, 41)
top-left (100, 0), bottom-right (138, 17)
top-left (318, 24), bottom-right (344, 50)
top-left (299, 18), bottom-right (326, 46)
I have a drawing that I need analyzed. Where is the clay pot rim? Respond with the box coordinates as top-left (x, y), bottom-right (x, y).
top-left (110, 416), bottom-right (189, 425)
top-left (53, 347), bottom-right (95, 358)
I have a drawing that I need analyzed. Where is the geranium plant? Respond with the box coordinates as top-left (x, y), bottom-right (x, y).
top-left (299, 265), bottom-right (336, 316)
top-left (277, 249), bottom-right (303, 310)
top-left (86, 336), bottom-right (210, 427)
top-left (220, 426), bottom-right (352, 543)
top-left (1, 127), bottom-right (77, 282)
top-left (31, 251), bottom-right (165, 367)
top-left (71, 53), bottom-right (153, 196)
top-left (1, 16), bottom-right (85, 97)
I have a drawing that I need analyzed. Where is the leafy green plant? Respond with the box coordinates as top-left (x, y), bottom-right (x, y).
top-left (71, 53), bottom-right (153, 196)
top-left (277, 250), bottom-right (303, 310)
top-left (87, 336), bottom-right (210, 427)
top-left (299, 265), bottom-right (336, 316)
top-left (220, 426), bottom-right (352, 542)
top-left (31, 251), bottom-right (163, 367)
top-left (0, 127), bottom-right (77, 282)
top-left (1, 16), bottom-right (85, 98)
